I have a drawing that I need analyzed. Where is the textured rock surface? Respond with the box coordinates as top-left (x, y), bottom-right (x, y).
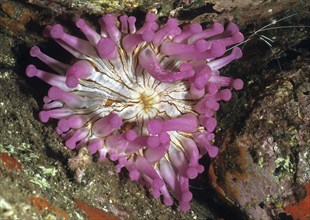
top-left (210, 58), bottom-right (310, 219)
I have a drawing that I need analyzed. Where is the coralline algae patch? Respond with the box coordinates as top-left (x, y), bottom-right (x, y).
top-left (26, 12), bottom-right (244, 211)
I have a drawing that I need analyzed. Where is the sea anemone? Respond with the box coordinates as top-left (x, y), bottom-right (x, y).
top-left (26, 12), bottom-right (244, 212)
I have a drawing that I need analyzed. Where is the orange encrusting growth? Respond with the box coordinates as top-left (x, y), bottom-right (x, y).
top-left (28, 196), bottom-right (68, 219)
top-left (284, 183), bottom-right (310, 220)
top-left (75, 199), bottom-right (119, 220)
top-left (0, 153), bottom-right (23, 172)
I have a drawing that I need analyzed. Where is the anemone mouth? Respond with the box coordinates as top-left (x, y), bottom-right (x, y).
top-left (139, 90), bottom-right (160, 111)
top-left (26, 12), bottom-right (244, 212)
